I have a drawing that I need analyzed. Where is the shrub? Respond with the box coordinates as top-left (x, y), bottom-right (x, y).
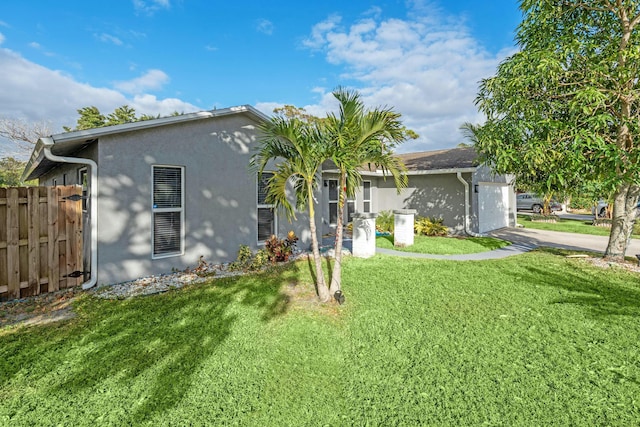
top-left (414, 216), bottom-right (448, 236)
top-left (376, 210), bottom-right (395, 233)
top-left (228, 245), bottom-right (254, 271)
top-left (265, 231), bottom-right (299, 263)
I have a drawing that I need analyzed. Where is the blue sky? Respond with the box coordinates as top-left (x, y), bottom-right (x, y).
top-left (0, 0), bottom-right (522, 156)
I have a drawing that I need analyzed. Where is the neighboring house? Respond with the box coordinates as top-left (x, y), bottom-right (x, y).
top-left (23, 107), bottom-right (515, 288)
top-left (321, 147), bottom-right (516, 235)
top-left (22, 106), bottom-right (312, 286)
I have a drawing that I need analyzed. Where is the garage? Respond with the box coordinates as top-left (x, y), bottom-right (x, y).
top-left (478, 183), bottom-right (510, 233)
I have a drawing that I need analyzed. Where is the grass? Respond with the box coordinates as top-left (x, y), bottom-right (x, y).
top-left (1, 252), bottom-right (640, 425)
top-left (518, 214), bottom-right (640, 238)
top-left (376, 234), bottom-right (510, 254)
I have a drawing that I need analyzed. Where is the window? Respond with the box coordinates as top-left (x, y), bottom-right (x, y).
top-left (52, 179), bottom-right (57, 187)
top-left (257, 172), bottom-right (276, 242)
top-left (328, 179), bottom-right (338, 225)
top-left (78, 168), bottom-right (88, 212)
top-left (363, 181), bottom-right (371, 213)
top-left (346, 196), bottom-right (355, 223)
top-left (152, 165), bottom-right (184, 258)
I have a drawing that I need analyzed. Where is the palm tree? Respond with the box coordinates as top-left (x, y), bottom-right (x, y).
top-left (251, 116), bottom-right (331, 301)
top-left (324, 88), bottom-right (409, 297)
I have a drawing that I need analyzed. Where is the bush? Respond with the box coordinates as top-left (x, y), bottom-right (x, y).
top-left (376, 210), bottom-right (394, 233)
top-left (264, 231), bottom-right (299, 263)
top-left (228, 245), bottom-right (254, 271)
top-left (414, 216), bottom-right (448, 236)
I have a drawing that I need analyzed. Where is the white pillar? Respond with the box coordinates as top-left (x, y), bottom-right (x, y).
top-left (352, 213), bottom-right (378, 258)
top-left (394, 209), bottom-right (417, 247)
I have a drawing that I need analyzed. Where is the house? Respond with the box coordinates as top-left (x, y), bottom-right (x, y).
top-left (23, 106), bottom-right (515, 288)
top-left (22, 106), bottom-right (312, 287)
top-left (320, 147), bottom-right (517, 235)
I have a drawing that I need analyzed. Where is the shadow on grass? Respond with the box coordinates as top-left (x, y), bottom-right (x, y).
top-left (466, 236), bottom-right (510, 250)
top-left (0, 261), bottom-right (307, 424)
top-left (380, 235), bottom-right (394, 245)
top-left (518, 248), bottom-right (640, 319)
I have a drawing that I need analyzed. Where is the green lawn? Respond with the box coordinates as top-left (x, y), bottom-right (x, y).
top-left (376, 234), bottom-right (510, 254)
top-left (518, 214), bottom-right (640, 238)
top-left (1, 252), bottom-right (640, 425)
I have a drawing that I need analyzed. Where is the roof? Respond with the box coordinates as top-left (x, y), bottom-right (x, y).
top-left (322, 146), bottom-right (479, 175)
top-left (396, 147), bottom-right (478, 172)
top-left (23, 105), bottom-right (269, 181)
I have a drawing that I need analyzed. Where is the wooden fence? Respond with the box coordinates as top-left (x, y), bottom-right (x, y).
top-left (0, 186), bottom-right (83, 301)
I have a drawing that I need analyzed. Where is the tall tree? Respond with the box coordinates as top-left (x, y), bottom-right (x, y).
top-left (473, 0), bottom-right (640, 261)
top-left (251, 117), bottom-right (331, 301)
top-left (324, 88), bottom-right (409, 296)
top-left (106, 105), bottom-right (137, 126)
top-left (64, 106), bottom-right (106, 131)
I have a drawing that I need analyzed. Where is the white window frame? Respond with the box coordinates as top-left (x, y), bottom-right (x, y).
top-left (328, 179), bottom-right (339, 226)
top-left (151, 165), bottom-right (185, 259)
top-left (78, 167), bottom-right (88, 212)
top-left (363, 181), bottom-right (372, 213)
top-left (257, 172), bottom-right (277, 243)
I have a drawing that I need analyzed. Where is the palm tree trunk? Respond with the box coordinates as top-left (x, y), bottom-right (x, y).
top-left (604, 183), bottom-right (640, 261)
top-left (307, 181), bottom-right (329, 301)
top-left (329, 171), bottom-right (347, 296)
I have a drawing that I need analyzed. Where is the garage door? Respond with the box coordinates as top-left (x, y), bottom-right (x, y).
top-left (478, 184), bottom-right (509, 233)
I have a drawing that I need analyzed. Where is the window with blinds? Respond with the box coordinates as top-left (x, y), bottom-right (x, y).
top-left (257, 172), bottom-right (276, 242)
top-left (152, 166), bottom-right (184, 258)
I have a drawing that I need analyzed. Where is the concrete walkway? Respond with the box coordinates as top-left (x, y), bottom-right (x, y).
top-left (375, 227), bottom-right (640, 261)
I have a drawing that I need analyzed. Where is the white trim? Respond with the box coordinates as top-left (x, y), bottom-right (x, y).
top-left (328, 179), bottom-right (339, 226)
top-left (323, 167), bottom-right (477, 176)
top-left (78, 167), bottom-right (88, 213)
top-left (363, 180), bottom-right (372, 213)
top-left (151, 165), bottom-right (185, 259)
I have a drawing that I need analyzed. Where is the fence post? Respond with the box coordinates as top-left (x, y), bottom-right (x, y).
top-left (6, 188), bottom-right (20, 299)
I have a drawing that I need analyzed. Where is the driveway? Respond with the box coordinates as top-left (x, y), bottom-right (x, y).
top-left (489, 227), bottom-right (640, 256)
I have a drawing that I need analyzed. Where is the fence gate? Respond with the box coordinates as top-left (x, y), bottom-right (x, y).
top-left (0, 186), bottom-right (83, 301)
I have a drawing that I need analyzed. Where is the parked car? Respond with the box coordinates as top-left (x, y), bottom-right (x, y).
top-left (592, 200), bottom-right (640, 218)
top-left (516, 193), bottom-right (563, 213)
top-left (592, 200), bottom-right (608, 218)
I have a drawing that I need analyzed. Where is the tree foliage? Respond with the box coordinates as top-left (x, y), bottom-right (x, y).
top-left (63, 105), bottom-right (177, 131)
top-left (0, 157), bottom-right (29, 187)
top-left (471, 0), bottom-right (640, 260)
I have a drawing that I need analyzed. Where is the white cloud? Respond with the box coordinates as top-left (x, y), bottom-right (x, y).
top-left (113, 69), bottom-right (170, 94)
top-left (0, 33), bottom-right (4, 45)
top-left (301, 7), bottom-right (514, 152)
top-left (303, 14), bottom-right (341, 49)
top-left (96, 33), bottom-right (123, 46)
top-left (133, 0), bottom-right (171, 14)
top-left (256, 19), bottom-right (274, 35)
top-left (0, 48), bottom-right (199, 143)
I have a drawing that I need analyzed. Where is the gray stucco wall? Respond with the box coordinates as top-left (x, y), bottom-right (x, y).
top-left (376, 173), bottom-right (469, 234)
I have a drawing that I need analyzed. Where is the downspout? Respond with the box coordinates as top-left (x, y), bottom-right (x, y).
top-left (41, 138), bottom-right (98, 290)
top-left (457, 171), bottom-right (484, 237)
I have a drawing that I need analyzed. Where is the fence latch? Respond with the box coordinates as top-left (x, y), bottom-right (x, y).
top-left (63, 270), bottom-right (88, 278)
top-left (62, 194), bottom-right (87, 202)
